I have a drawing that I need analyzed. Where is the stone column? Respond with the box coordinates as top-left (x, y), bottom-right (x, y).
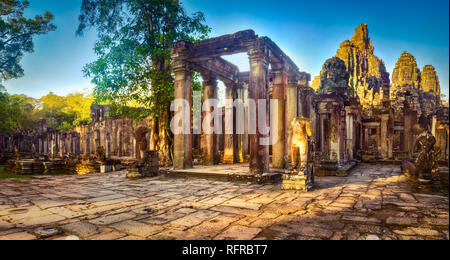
top-left (202, 75), bottom-right (218, 165)
top-left (51, 133), bottom-right (55, 158)
top-left (346, 112), bottom-right (354, 160)
top-left (44, 135), bottom-right (48, 155)
top-left (330, 107), bottom-right (341, 163)
top-left (272, 68), bottom-right (288, 169)
top-left (172, 60), bottom-right (193, 169)
top-left (236, 86), bottom-right (245, 163)
top-left (38, 138), bottom-right (42, 155)
top-left (223, 82), bottom-right (237, 164)
top-left (380, 113), bottom-right (389, 159)
top-left (243, 88), bottom-right (249, 156)
top-left (106, 134), bottom-right (111, 159)
top-left (248, 42), bottom-right (269, 174)
top-left (132, 137), bottom-right (136, 159)
top-left (286, 75), bottom-right (298, 164)
top-left (111, 125), bottom-right (117, 157)
top-left (339, 110), bottom-right (347, 163)
top-left (432, 116), bottom-right (437, 137)
top-left (404, 110), bottom-right (417, 157)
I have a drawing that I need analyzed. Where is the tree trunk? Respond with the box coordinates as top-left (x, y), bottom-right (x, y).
top-left (150, 59), bottom-right (174, 166)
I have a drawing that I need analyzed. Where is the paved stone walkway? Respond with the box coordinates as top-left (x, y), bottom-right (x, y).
top-left (0, 164), bottom-right (448, 240)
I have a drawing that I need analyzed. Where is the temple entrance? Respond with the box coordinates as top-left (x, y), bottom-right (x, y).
top-left (169, 30), bottom-right (311, 178)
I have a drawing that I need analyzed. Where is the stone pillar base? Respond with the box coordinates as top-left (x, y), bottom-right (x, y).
top-left (282, 169), bottom-right (313, 192)
top-left (113, 164), bottom-right (122, 171)
top-left (100, 165), bottom-right (112, 173)
top-left (126, 167), bottom-right (159, 179)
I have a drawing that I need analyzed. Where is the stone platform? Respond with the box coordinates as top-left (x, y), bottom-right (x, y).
top-left (0, 164), bottom-right (448, 240)
top-left (162, 164), bottom-right (283, 184)
top-left (315, 161), bottom-right (358, 177)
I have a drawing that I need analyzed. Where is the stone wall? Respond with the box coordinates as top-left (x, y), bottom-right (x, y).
top-left (0, 106), bottom-right (152, 162)
top-left (75, 107), bottom-right (152, 159)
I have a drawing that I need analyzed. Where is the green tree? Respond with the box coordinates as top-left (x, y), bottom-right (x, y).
top-left (39, 92), bottom-right (93, 130)
top-left (65, 92), bottom-right (94, 125)
top-left (0, 86), bottom-right (38, 133)
top-left (77, 0), bottom-right (210, 164)
top-left (0, 0), bottom-right (56, 86)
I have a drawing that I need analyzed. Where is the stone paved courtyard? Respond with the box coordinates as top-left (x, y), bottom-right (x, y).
top-left (0, 164), bottom-right (448, 240)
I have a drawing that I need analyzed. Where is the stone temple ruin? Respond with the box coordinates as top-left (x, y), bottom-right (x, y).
top-left (0, 24), bottom-right (448, 191)
top-left (169, 25), bottom-right (449, 190)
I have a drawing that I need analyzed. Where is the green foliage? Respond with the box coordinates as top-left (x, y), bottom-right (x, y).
top-left (0, 85), bottom-right (38, 133)
top-left (0, 0), bottom-right (56, 84)
top-left (39, 92), bottom-right (94, 129)
top-left (192, 72), bottom-right (203, 92)
top-left (77, 0), bottom-right (210, 120)
top-left (0, 87), bottom-right (93, 134)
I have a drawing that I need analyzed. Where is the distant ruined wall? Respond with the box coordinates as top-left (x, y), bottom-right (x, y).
top-left (75, 106), bottom-right (152, 159)
top-left (0, 106), bottom-right (152, 161)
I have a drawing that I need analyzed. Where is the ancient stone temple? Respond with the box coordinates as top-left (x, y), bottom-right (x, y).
top-left (312, 57), bottom-right (361, 176)
top-left (0, 119), bottom-right (81, 162)
top-left (310, 23), bottom-right (448, 168)
top-left (391, 52), bottom-right (441, 118)
top-left (0, 25), bottom-right (447, 188)
top-left (171, 30), bottom-right (312, 175)
top-left (335, 24), bottom-right (391, 110)
top-left (421, 65), bottom-right (441, 95)
top-left (75, 106), bottom-right (152, 160)
top-left (0, 105), bottom-right (153, 164)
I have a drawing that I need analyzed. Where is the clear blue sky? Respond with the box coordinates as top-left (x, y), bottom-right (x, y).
top-left (4, 0), bottom-right (449, 100)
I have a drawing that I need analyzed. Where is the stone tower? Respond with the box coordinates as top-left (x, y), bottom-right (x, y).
top-left (335, 24), bottom-right (390, 109)
top-left (317, 57), bottom-right (352, 96)
top-left (421, 65), bottom-right (441, 95)
top-left (391, 52), bottom-right (441, 118)
top-left (392, 51), bottom-right (421, 91)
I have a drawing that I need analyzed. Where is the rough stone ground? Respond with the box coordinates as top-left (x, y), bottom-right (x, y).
top-left (0, 164), bottom-right (448, 240)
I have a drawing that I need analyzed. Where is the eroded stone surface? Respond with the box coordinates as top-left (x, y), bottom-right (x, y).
top-left (0, 165), bottom-right (448, 240)
top-left (335, 23), bottom-right (390, 109)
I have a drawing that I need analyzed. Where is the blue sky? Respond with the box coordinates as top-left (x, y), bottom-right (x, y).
top-left (3, 0), bottom-right (449, 100)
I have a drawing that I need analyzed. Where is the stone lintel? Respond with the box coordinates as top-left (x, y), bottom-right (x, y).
top-left (187, 30), bottom-right (257, 62)
top-left (193, 57), bottom-right (240, 85)
top-left (363, 122), bottom-right (381, 127)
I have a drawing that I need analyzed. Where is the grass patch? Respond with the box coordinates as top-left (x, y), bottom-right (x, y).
top-left (0, 165), bottom-right (68, 179)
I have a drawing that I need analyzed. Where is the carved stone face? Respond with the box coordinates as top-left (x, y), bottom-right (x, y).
top-left (318, 57), bottom-right (351, 95)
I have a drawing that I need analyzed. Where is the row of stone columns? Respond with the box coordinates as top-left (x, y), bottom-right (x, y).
top-left (81, 126), bottom-right (137, 158)
top-left (248, 45), bottom-right (270, 174)
top-left (34, 132), bottom-right (80, 158)
top-left (172, 43), bottom-right (305, 173)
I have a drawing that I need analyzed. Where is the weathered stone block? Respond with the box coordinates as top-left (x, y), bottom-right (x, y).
top-left (282, 169), bottom-right (313, 192)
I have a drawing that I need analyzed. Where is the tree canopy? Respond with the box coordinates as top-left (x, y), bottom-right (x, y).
top-left (77, 0), bottom-right (210, 164)
top-left (0, 88), bottom-right (93, 133)
top-left (0, 0), bottom-right (56, 86)
top-left (77, 0), bottom-right (210, 118)
top-left (0, 85), bottom-right (37, 133)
